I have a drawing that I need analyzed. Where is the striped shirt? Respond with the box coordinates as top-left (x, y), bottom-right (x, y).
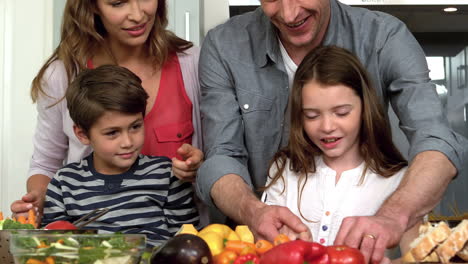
top-left (42, 154), bottom-right (199, 247)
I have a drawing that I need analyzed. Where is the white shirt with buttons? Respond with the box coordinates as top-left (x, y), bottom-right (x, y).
top-left (262, 156), bottom-right (406, 247)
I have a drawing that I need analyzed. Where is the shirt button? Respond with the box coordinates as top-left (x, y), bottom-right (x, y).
top-left (108, 184), bottom-right (114, 189)
top-left (322, 225), bottom-right (328, 231)
top-left (320, 238), bottom-right (325, 244)
top-left (243, 104), bottom-right (249, 110)
top-left (177, 133), bottom-right (182, 138)
top-left (325, 211), bottom-right (330, 216)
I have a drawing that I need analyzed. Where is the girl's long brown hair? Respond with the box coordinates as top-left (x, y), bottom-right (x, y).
top-left (265, 46), bottom-right (407, 221)
top-left (31, 0), bottom-right (192, 102)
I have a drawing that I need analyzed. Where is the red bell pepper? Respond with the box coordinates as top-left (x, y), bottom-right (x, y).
top-left (309, 245), bottom-right (365, 264)
top-left (233, 253), bottom-right (260, 264)
top-left (260, 240), bottom-right (327, 264)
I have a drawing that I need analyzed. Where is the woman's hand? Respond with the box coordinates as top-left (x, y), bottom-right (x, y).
top-left (10, 174), bottom-right (50, 226)
top-left (10, 191), bottom-right (43, 226)
top-left (172, 143), bottom-right (204, 182)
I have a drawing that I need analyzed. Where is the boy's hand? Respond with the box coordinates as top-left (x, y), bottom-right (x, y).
top-left (172, 144), bottom-right (204, 182)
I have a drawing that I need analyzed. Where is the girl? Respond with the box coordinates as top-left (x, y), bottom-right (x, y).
top-left (262, 46), bottom-right (411, 255)
top-left (11, 0), bottom-right (204, 222)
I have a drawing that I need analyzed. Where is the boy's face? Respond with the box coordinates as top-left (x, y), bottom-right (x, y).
top-left (74, 111), bottom-right (145, 175)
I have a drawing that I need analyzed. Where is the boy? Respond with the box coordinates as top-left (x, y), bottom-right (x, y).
top-left (41, 65), bottom-right (199, 246)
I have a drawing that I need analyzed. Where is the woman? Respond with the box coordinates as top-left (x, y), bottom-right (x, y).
top-left (11, 0), bottom-right (204, 222)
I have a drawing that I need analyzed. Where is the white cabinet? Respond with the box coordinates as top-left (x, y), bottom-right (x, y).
top-left (167, 0), bottom-right (202, 46)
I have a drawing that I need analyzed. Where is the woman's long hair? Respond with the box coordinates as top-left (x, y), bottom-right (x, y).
top-left (31, 0), bottom-right (192, 102)
top-left (264, 46), bottom-right (407, 221)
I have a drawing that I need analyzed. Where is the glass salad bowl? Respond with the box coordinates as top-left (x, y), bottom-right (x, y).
top-left (9, 233), bottom-right (146, 264)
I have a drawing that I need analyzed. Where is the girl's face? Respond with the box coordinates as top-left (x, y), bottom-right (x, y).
top-left (302, 80), bottom-right (362, 167)
top-left (96, 0), bottom-right (158, 48)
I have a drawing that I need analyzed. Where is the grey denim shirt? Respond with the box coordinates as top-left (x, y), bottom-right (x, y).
top-left (197, 0), bottom-right (468, 207)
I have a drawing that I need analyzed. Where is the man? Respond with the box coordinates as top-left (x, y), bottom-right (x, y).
top-left (197, 0), bottom-right (467, 263)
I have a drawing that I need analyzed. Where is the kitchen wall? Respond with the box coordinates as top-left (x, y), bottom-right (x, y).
top-left (0, 0), bottom-right (54, 214)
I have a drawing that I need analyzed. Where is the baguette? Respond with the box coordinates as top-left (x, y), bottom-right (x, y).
top-left (436, 219), bottom-right (468, 264)
top-left (457, 242), bottom-right (468, 262)
top-left (409, 221), bottom-right (451, 261)
top-left (401, 250), bottom-right (439, 263)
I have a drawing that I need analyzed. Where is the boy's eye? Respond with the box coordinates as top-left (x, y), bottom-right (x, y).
top-left (105, 130), bottom-right (118, 136)
top-left (131, 123), bottom-right (143, 130)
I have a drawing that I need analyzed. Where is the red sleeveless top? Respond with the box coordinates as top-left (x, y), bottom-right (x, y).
top-left (87, 54), bottom-right (193, 159)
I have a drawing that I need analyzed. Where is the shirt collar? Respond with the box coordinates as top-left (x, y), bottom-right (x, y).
top-left (323, 0), bottom-right (341, 45)
top-left (250, 7), bottom-right (282, 68)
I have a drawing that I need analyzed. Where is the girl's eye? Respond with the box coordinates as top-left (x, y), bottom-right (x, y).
top-left (336, 111), bottom-right (350, 117)
top-left (110, 1), bottom-right (124, 7)
top-left (304, 113), bottom-right (319, 120)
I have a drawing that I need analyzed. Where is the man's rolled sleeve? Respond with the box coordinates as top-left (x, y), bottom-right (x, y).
top-left (379, 18), bottom-right (468, 174)
top-left (408, 127), bottom-right (467, 174)
top-left (196, 155), bottom-right (252, 208)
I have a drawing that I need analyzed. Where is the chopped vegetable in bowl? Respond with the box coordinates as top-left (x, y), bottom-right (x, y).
top-left (10, 233), bottom-right (146, 264)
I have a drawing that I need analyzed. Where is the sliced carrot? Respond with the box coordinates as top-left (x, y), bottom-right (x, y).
top-left (255, 239), bottom-right (274, 255)
top-left (224, 240), bottom-right (255, 254)
top-left (273, 234), bottom-right (290, 246)
top-left (28, 208), bottom-right (37, 228)
top-left (25, 259), bottom-right (45, 264)
top-left (0, 211), bottom-right (3, 221)
top-left (45, 256), bottom-right (55, 264)
top-left (17, 215), bottom-right (27, 224)
top-left (37, 241), bottom-right (49, 249)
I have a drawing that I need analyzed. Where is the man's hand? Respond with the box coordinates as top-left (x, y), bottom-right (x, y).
top-left (334, 215), bottom-right (405, 264)
top-left (172, 143), bottom-right (204, 182)
top-left (248, 203), bottom-right (312, 242)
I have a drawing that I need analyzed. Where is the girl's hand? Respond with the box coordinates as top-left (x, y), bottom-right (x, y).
top-left (172, 144), bottom-right (204, 182)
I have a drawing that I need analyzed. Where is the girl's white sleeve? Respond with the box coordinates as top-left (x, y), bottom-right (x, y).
top-left (28, 61), bottom-right (70, 178)
top-left (261, 162), bottom-right (288, 206)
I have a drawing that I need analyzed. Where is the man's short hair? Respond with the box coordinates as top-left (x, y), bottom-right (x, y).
top-left (66, 65), bottom-right (149, 133)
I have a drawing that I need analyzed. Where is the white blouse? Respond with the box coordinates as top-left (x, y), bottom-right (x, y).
top-left (262, 156), bottom-right (406, 246)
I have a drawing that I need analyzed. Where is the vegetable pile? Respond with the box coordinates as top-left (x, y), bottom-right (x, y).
top-left (162, 224), bottom-right (365, 264)
top-left (0, 209), bottom-right (37, 230)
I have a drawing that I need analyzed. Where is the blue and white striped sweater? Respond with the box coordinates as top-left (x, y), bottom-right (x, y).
top-left (42, 154), bottom-right (199, 246)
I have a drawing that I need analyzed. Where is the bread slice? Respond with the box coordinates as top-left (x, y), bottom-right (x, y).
top-left (401, 250), bottom-right (439, 263)
top-left (457, 242), bottom-right (468, 262)
top-left (409, 221), bottom-right (451, 261)
top-left (436, 219), bottom-right (468, 264)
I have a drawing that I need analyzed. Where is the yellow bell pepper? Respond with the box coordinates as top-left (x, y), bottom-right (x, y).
top-left (197, 231), bottom-right (224, 256)
top-left (198, 224), bottom-right (240, 241)
top-left (235, 225), bottom-right (254, 243)
top-left (177, 224), bottom-right (198, 235)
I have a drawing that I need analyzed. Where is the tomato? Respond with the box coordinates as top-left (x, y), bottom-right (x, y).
top-left (325, 245), bottom-right (365, 264)
top-left (44, 220), bottom-right (77, 230)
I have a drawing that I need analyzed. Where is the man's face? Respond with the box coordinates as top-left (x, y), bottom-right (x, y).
top-left (261, 0), bottom-right (331, 51)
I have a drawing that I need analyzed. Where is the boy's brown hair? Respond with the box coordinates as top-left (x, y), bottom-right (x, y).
top-left (66, 65), bottom-right (149, 134)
